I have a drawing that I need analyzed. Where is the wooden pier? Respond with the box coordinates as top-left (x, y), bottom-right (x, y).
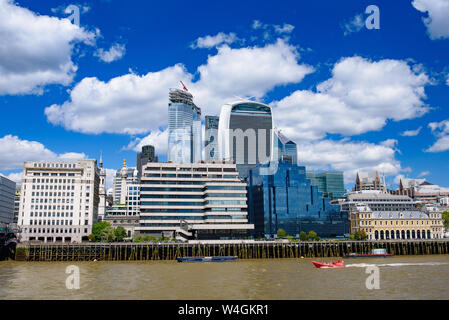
top-left (13, 239), bottom-right (449, 262)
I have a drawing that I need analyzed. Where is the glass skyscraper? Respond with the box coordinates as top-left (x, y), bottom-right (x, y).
top-left (273, 130), bottom-right (298, 164)
top-left (168, 88), bottom-right (202, 164)
top-left (306, 171), bottom-right (345, 200)
top-left (204, 116), bottom-right (219, 161)
top-left (218, 101), bottom-right (273, 178)
top-left (248, 161), bottom-right (348, 238)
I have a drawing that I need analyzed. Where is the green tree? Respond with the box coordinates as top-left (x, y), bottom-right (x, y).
top-left (277, 228), bottom-right (287, 239)
top-left (114, 226), bottom-right (127, 242)
top-left (299, 231), bottom-right (308, 241)
top-left (442, 211), bottom-right (449, 229)
top-left (88, 234), bottom-right (95, 242)
top-left (308, 230), bottom-right (317, 240)
top-left (101, 226), bottom-right (116, 242)
top-left (92, 221), bottom-right (111, 241)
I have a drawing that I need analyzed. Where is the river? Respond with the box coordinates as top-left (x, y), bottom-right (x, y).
top-left (0, 255), bottom-right (448, 299)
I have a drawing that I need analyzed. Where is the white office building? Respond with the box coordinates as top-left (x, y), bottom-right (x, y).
top-left (18, 160), bottom-right (102, 243)
top-left (136, 161), bottom-right (254, 241)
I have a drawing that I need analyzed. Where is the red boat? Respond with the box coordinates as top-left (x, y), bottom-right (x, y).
top-left (312, 260), bottom-right (345, 268)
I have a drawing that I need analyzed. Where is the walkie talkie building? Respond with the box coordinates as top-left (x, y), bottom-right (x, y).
top-left (168, 88), bottom-right (202, 164)
top-left (218, 101), bottom-right (273, 178)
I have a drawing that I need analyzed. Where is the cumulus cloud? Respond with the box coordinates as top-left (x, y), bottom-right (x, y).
top-left (0, 0), bottom-right (95, 95)
top-left (272, 56), bottom-right (430, 142)
top-left (341, 14), bottom-right (365, 35)
top-left (190, 32), bottom-right (240, 49)
top-left (45, 39), bottom-right (313, 134)
top-left (252, 20), bottom-right (295, 34)
top-left (298, 139), bottom-right (402, 184)
top-left (426, 119), bottom-right (449, 152)
top-left (0, 135), bottom-right (88, 171)
top-left (412, 0), bottom-right (449, 39)
top-left (2, 172), bottom-right (22, 184)
top-left (126, 129), bottom-right (169, 155)
top-left (94, 43), bottom-right (126, 62)
top-left (418, 170), bottom-right (430, 177)
top-left (401, 126), bottom-right (422, 136)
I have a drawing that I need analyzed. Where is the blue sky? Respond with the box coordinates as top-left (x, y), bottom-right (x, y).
top-left (1, 0), bottom-right (449, 190)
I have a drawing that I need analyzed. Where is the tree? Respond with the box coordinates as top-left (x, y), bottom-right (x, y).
top-left (88, 234), bottom-right (95, 242)
top-left (277, 229), bottom-right (287, 239)
top-left (299, 231), bottom-right (307, 241)
top-left (101, 226), bottom-right (116, 242)
top-left (114, 226), bottom-right (127, 242)
top-left (443, 211), bottom-right (449, 229)
top-left (92, 221), bottom-right (111, 242)
top-left (308, 230), bottom-right (317, 240)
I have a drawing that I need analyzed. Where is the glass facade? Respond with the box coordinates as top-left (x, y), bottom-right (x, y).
top-left (306, 171), bottom-right (345, 200)
top-left (273, 130), bottom-right (297, 164)
top-left (168, 89), bottom-right (202, 164)
top-left (248, 161), bottom-right (348, 238)
top-left (204, 116), bottom-right (219, 161)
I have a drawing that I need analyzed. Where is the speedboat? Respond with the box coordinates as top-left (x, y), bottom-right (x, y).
top-left (312, 260), bottom-right (345, 268)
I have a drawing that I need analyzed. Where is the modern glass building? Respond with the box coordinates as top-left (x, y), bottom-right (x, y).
top-left (204, 116), bottom-right (219, 161)
top-left (218, 101), bottom-right (273, 178)
top-left (273, 130), bottom-right (297, 164)
top-left (136, 145), bottom-right (157, 179)
top-left (248, 161), bottom-right (348, 238)
top-left (306, 171), bottom-right (345, 200)
top-left (168, 88), bottom-right (202, 164)
top-left (0, 175), bottom-right (15, 224)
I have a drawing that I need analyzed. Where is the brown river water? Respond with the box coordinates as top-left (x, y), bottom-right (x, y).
top-left (0, 255), bottom-right (448, 300)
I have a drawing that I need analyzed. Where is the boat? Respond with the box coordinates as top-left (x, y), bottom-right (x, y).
top-left (177, 256), bottom-right (238, 263)
top-left (345, 248), bottom-right (394, 258)
top-left (312, 260), bottom-right (345, 268)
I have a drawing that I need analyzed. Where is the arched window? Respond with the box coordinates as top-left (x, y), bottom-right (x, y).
top-left (412, 230), bottom-right (416, 239)
top-left (380, 230), bottom-right (384, 240)
top-left (401, 230), bottom-right (405, 239)
top-left (417, 230), bottom-right (421, 239)
top-left (386, 230), bottom-right (390, 240)
top-left (396, 230), bottom-right (400, 239)
top-left (427, 230), bottom-right (431, 239)
top-left (406, 230), bottom-right (411, 239)
top-left (422, 230), bottom-right (426, 239)
top-left (375, 230), bottom-right (379, 240)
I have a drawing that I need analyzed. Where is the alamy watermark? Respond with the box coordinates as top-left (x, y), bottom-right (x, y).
top-left (64, 5), bottom-right (80, 26)
top-left (365, 5), bottom-right (380, 30)
top-left (365, 265), bottom-right (380, 290)
top-left (65, 265), bottom-right (80, 290)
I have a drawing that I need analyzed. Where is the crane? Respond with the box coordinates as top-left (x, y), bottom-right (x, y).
top-left (180, 80), bottom-right (188, 92)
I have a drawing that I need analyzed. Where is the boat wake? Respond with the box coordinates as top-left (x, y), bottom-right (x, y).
top-left (345, 262), bottom-right (449, 268)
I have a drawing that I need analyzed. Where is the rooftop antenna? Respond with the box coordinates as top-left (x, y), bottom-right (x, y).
top-left (180, 80), bottom-right (188, 91)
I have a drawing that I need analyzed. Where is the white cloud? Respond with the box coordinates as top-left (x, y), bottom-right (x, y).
top-left (0, 0), bottom-right (95, 95)
top-left (0, 135), bottom-right (88, 171)
top-left (298, 139), bottom-right (402, 184)
top-left (45, 39), bottom-right (313, 134)
top-left (272, 56), bottom-right (430, 142)
top-left (251, 20), bottom-right (295, 34)
top-left (412, 0), bottom-right (449, 39)
top-left (126, 129), bottom-right (168, 155)
top-left (94, 43), bottom-right (126, 62)
top-left (401, 126), bottom-right (422, 136)
top-left (418, 170), bottom-right (430, 177)
top-left (190, 32), bottom-right (240, 49)
top-left (342, 14), bottom-right (365, 35)
top-left (273, 23), bottom-right (295, 34)
top-left (3, 172), bottom-right (22, 184)
top-left (426, 119), bottom-right (449, 152)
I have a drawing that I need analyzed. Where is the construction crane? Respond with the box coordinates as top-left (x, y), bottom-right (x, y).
top-left (180, 80), bottom-right (188, 91)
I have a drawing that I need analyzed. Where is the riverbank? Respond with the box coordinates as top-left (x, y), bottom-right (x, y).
top-left (12, 239), bottom-right (449, 261)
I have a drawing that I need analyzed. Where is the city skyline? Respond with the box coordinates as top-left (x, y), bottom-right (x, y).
top-left (1, 0), bottom-right (449, 191)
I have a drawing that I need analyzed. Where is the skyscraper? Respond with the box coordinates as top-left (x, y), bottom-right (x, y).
top-left (204, 116), bottom-right (219, 161)
top-left (218, 101), bottom-right (273, 178)
top-left (273, 129), bottom-right (298, 164)
top-left (306, 171), bottom-right (345, 200)
top-left (137, 145), bottom-right (157, 178)
top-left (0, 175), bottom-right (15, 224)
top-left (168, 88), bottom-right (202, 164)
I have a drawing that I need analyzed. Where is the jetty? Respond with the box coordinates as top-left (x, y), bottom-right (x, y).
top-left (12, 239), bottom-right (449, 261)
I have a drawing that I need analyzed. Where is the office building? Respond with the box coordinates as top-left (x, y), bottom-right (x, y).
top-left (136, 145), bottom-right (157, 178)
top-left (350, 204), bottom-right (444, 240)
top-left (273, 130), bottom-right (297, 164)
top-left (353, 172), bottom-right (386, 192)
top-left (248, 161), bottom-right (348, 238)
top-left (168, 88), bottom-right (202, 164)
top-left (112, 164), bottom-right (138, 204)
top-left (391, 178), bottom-right (449, 204)
top-left (204, 116), bottom-right (219, 161)
top-left (136, 161), bottom-right (254, 241)
top-left (218, 101), bottom-right (273, 178)
top-left (306, 171), bottom-right (345, 200)
top-left (18, 160), bottom-right (101, 243)
top-left (342, 191), bottom-right (417, 212)
top-left (14, 184), bottom-right (21, 224)
top-left (0, 175), bottom-right (16, 224)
